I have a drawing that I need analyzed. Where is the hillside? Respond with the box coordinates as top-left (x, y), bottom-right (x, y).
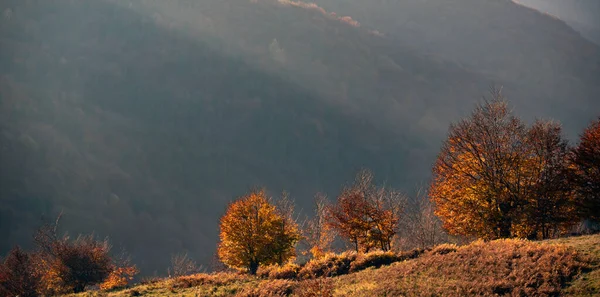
top-left (67, 234), bottom-right (600, 296)
top-left (0, 0), bottom-right (485, 273)
top-left (1, 0), bottom-right (599, 275)
top-left (312, 0), bottom-right (600, 134)
top-left (514, 0), bottom-right (600, 44)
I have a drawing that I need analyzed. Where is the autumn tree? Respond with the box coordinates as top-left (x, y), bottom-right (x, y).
top-left (34, 216), bottom-right (137, 294)
top-left (430, 89), bottom-right (577, 240)
top-left (326, 170), bottom-right (403, 252)
top-left (217, 189), bottom-right (301, 275)
top-left (519, 120), bottom-right (576, 239)
top-left (0, 246), bottom-right (41, 297)
top-left (571, 117), bottom-right (600, 222)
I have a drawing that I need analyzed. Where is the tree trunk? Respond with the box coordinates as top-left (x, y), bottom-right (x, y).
top-left (73, 283), bottom-right (86, 293)
top-left (249, 261), bottom-right (259, 275)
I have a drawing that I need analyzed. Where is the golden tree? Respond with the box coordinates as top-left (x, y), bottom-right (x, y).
top-left (217, 190), bottom-right (300, 275)
top-left (571, 117), bottom-right (600, 221)
top-left (430, 89), bottom-right (577, 239)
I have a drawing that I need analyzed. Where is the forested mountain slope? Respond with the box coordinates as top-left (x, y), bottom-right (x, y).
top-left (514, 0), bottom-right (600, 44)
top-left (0, 0), bottom-right (598, 274)
top-left (313, 0), bottom-right (600, 134)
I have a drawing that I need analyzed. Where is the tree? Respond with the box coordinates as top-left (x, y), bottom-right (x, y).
top-left (303, 193), bottom-right (334, 258)
top-left (217, 190), bottom-right (301, 275)
top-left (168, 252), bottom-right (199, 277)
top-left (34, 216), bottom-right (137, 294)
top-left (519, 120), bottom-right (576, 239)
top-left (273, 191), bottom-right (301, 265)
top-left (0, 246), bottom-right (40, 297)
top-left (326, 170), bottom-right (403, 252)
top-left (398, 190), bottom-right (448, 250)
top-left (430, 89), bottom-right (577, 240)
top-left (571, 118), bottom-right (600, 222)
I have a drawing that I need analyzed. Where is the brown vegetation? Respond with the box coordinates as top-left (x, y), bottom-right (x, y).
top-left (61, 235), bottom-right (599, 296)
top-left (431, 90), bottom-right (578, 240)
top-left (0, 217), bottom-right (137, 296)
top-left (169, 253), bottom-right (199, 278)
top-left (571, 117), bottom-right (600, 222)
top-left (0, 246), bottom-right (40, 297)
top-left (326, 170), bottom-right (404, 252)
top-left (336, 239), bottom-right (589, 296)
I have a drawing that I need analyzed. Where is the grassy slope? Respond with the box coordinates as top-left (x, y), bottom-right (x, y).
top-left (71, 234), bottom-right (600, 297)
top-left (555, 235), bottom-right (600, 296)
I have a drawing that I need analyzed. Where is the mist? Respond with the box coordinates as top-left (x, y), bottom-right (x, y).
top-left (1, 0), bottom-right (598, 276)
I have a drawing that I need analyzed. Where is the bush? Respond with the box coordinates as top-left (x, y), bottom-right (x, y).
top-left (37, 235), bottom-right (113, 294)
top-left (349, 251), bottom-right (399, 272)
top-left (294, 278), bottom-right (334, 297)
top-left (428, 243), bottom-right (458, 256)
top-left (170, 272), bottom-right (246, 289)
top-left (258, 263), bottom-right (301, 280)
top-left (298, 251), bottom-right (357, 279)
top-left (235, 279), bottom-right (294, 297)
top-left (337, 239), bottom-right (589, 296)
top-left (397, 247), bottom-right (428, 261)
top-left (34, 219), bottom-right (137, 294)
top-left (0, 246), bottom-right (40, 297)
top-left (99, 266), bottom-right (139, 291)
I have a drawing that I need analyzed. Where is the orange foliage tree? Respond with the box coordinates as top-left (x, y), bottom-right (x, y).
top-left (326, 170), bottom-right (403, 252)
top-left (430, 89), bottom-right (577, 240)
top-left (217, 190), bottom-right (301, 275)
top-left (34, 216), bottom-right (137, 294)
top-left (571, 117), bottom-right (600, 221)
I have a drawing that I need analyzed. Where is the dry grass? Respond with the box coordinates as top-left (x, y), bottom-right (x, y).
top-left (257, 263), bottom-right (301, 280)
top-left (335, 238), bottom-right (590, 297)
top-left (67, 235), bottom-right (600, 296)
top-left (553, 235), bottom-right (600, 296)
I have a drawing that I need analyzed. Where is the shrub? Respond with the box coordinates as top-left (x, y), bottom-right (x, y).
top-left (396, 247), bottom-right (428, 261)
top-left (428, 243), bottom-right (458, 256)
top-left (349, 251), bottom-right (399, 272)
top-left (37, 235), bottom-right (113, 294)
top-left (262, 263), bottom-right (301, 280)
top-left (169, 252), bottom-right (199, 277)
top-left (0, 246), bottom-right (40, 297)
top-left (235, 279), bottom-right (294, 297)
top-left (99, 266), bottom-right (139, 291)
top-left (34, 219), bottom-right (137, 294)
top-left (336, 239), bottom-right (590, 296)
top-left (294, 278), bottom-right (334, 297)
top-left (170, 272), bottom-right (246, 289)
top-left (298, 251), bottom-right (357, 279)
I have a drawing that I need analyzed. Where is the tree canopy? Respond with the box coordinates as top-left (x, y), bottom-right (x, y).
top-left (430, 90), bottom-right (577, 239)
top-left (571, 118), bottom-right (600, 221)
top-left (217, 190), bottom-right (301, 275)
top-left (326, 170), bottom-right (404, 252)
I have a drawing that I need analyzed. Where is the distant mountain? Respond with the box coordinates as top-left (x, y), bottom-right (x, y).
top-left (313, 0), bottom-right (600, 134)
top-left (1, 0), bottom-right (598, 274)
top-left (513, 0), bottom-right (600, 44)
